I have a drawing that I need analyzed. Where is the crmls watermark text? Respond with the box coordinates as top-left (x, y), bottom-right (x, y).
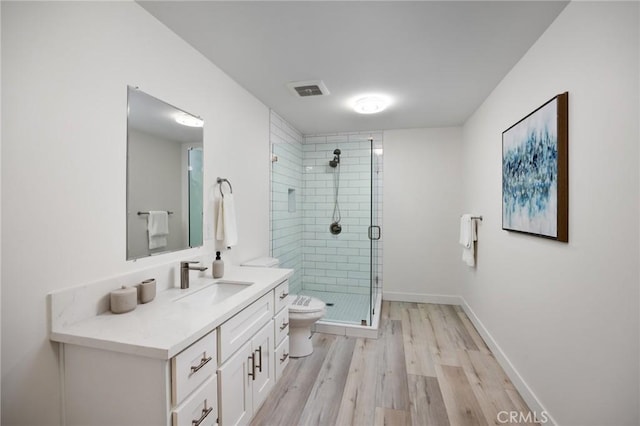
top-left (497, 410), bottom-right (549, 424)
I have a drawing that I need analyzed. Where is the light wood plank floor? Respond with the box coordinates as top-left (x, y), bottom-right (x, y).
top-left (251, 301), bottom-right (538, 426)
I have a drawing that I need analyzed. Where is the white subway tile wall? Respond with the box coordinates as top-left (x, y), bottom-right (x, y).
top-left (270, 111), bottom-right (384, 324)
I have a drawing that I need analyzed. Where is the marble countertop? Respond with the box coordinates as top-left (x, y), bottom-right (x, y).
top-left (49, 266), bottom-right (293, 360)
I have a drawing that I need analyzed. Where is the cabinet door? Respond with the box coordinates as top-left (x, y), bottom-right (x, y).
top-left (218, 341), bottom-right (253, 426)
top-left (251, 320), bottom-right (274, 410)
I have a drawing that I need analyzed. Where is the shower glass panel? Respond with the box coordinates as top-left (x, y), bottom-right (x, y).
top-left (270, 123), bottom-right (383, 326)
top-left (188, 147), bottom-right (203, 247)
top-left (370, 138), bottom-right (383, 325)
top-left (271, 136), bottom-right (304, 296)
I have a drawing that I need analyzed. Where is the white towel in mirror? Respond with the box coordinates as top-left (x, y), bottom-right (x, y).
top-left (148, 210), bottom-right (169, 250)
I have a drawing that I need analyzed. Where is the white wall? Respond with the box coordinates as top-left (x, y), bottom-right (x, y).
top-left (383, 128), bottom-right (463, 302)
top-left (461, 2), bottom-right (639, 425)
top-left (1, 2), bottom-right (269, 425)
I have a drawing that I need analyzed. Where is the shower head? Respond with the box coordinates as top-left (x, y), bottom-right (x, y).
top-left (329, 148), bottom-right (341, 168)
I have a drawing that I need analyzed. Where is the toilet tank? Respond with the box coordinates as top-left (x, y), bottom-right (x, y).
top-left (241, 257), bottom-right (280, 268)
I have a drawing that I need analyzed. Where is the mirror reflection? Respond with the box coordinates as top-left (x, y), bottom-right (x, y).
top-left (127, 87), bottom-right (204, 260)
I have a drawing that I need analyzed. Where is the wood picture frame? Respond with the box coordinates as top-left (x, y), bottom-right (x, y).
top-left (502, 92), bottom-right (568, 242)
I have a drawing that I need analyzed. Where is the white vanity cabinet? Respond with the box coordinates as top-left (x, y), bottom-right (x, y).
top-left (53, 270), bottom-right (294, 426)
top-left (217, 292), bottom-right (275, 426)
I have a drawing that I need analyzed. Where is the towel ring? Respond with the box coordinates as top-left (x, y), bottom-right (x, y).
top-left (217, 177), bottom-right (233, 198)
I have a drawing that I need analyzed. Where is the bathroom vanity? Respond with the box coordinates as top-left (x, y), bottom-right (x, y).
top-left (49, 266), bottom-right (292, 426)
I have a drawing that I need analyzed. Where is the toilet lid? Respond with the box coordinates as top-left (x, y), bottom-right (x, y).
top-left (289, 295), bottom-right (325, 313)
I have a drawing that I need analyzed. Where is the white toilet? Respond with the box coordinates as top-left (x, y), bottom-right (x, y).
top-left (241, 257), bottom-right (326, 358)
top-left (288, 295), bottom-right (326, 357)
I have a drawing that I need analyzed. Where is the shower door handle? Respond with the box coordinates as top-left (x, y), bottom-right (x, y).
top-left (368, 226), bottom-right (381, 240)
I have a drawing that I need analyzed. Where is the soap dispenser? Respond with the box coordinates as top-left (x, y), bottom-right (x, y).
top-left (212, 251), bottom-right (224, 278)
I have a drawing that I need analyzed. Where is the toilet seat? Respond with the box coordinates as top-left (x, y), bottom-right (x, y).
top-left (289, 295), bottom-right (325, 314)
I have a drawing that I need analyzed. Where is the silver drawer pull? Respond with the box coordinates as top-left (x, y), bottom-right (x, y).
top-left (192, 404), bottom-right (213, 426)
top-left (279, 321), bottom-right (289, 331)
top-left (279, 292), bottom-right (289, 300)
top-left (280, 353), bottom-right (289, 363)
top-left (190, 355), bottom-right (212, 374)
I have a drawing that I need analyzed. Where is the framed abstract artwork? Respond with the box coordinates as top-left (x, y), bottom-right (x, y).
top-left (502, 92), bottom-right (568, 242)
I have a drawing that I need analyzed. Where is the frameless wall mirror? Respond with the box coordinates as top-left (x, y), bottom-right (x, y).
top-left (127, 86), bottom-right (204, 260)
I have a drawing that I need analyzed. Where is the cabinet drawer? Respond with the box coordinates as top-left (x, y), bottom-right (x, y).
top-left (274, 307), bottom-right (289, 345)
top-left (172, 331), bottom-right (217, 406)
top-left (173, 374), bottom-right (218, 426)
top-left (219, 292), bottom-right (273, 362)
top-left (274, 336), bottom-right (290, 381)
top-left (273, 280), bottom-right (289, 313)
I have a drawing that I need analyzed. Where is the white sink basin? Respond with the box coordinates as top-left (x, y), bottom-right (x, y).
top-left (173, 280), bottom-right (254, 304)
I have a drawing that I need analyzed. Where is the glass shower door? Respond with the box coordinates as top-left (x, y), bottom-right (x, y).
top-left (369, 137), bottom-right (382, 326)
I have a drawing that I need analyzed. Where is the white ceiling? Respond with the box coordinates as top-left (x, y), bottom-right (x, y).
top-left (139, 1), bottom-right (568, 135)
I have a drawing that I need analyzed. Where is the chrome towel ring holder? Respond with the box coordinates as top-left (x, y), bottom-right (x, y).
top-left (217, 177), bottom-right (233, 198)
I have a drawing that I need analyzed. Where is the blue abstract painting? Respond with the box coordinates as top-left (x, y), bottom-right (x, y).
top-left (502, 97), bottom-right (560, 238)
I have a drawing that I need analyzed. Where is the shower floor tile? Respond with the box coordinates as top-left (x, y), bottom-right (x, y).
top-left (299, 289), bottom-right (370, 325)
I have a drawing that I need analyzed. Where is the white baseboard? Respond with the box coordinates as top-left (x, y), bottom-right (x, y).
top-left (382, 290), bottom-right (462, 305)
top-left (381, 291), bottom-right (556, 425)
top-left (459, 300), bottom-right (556, 426)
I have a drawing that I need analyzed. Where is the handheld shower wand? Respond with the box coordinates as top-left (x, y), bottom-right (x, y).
top-left (329, 149), bottom-right (342, 235)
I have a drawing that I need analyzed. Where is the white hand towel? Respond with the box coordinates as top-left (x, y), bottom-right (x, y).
top-left (459, 214), bottom-right (477, 267)
top-left (148, 210), bottom-right (169, 250)
top-left (216, 194), bottom-right (238, 247)
top-left (459, 214), bottom-right (473, 249)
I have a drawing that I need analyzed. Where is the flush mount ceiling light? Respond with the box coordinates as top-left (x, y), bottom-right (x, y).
top-left (353, 95), bottom-right (391, 114)
top-left (175, 114), bottom-right (204, 127)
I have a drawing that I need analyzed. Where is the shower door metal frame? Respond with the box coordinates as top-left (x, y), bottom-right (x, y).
top-left (368, 137), bottom-right (382, 326)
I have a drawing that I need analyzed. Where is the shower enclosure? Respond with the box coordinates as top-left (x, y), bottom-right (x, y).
top-left (270, 117), bottom-right (383, 327)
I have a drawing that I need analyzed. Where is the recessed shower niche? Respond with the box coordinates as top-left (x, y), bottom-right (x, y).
top-left (288, 188), bottom-right (296, 213)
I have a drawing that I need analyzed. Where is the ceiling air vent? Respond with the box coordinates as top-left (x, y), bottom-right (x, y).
top-left (286, 80), bottom-right (330, 98)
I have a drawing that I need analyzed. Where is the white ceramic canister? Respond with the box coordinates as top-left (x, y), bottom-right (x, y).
top-left (139, 278), bottom-right (156, 304)
top-left (110, 286), bottom-right (137, 314)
